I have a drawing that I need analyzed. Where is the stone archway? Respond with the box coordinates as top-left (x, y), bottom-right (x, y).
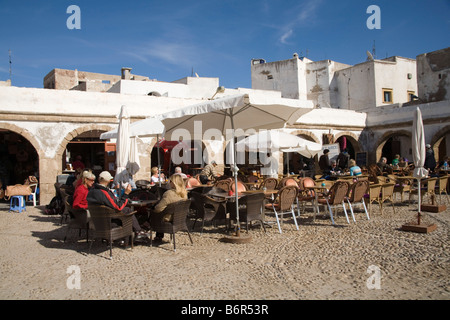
top-left (288, 129), bottom-right (320, 143)
top-left (0, 123), bottom-right (46, 203)
top-left (375, 130), bottom-right (412, 163)
top-left (431, 125), bottom-right (450, 162)
top-left (0, 123), bottom-right (44, 160)
top-left (55, 124), bottom-right (114, 165)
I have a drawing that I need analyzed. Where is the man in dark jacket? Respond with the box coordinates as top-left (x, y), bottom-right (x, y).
top-left (87, 171), bottom-right (147, 239)
top-left (424, 144), bottom-right (437, 172)
top-left (319, 149), bottom-right (331, 175)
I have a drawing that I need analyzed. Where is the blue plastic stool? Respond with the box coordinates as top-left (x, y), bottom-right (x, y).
top-left (10, 196), bottom-right (26, 213)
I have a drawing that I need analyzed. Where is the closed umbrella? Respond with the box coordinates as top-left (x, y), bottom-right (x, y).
top-left (156, 93), bottom-right (312, 240)
top-left (411, 107), bottom-right (429, 225)
top-left (114, 105), bottom-right (130, 187)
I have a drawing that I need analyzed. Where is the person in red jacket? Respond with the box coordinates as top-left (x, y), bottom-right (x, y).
top-left (87, 171), bottom-right (148, 240)
top-left (72, 171), bottom-right (95, 209)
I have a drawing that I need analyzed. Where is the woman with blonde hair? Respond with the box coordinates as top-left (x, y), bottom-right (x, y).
top-left (348, 159), bottom-right (362, 177)
top-left (150, 166), bottom-right (165, 184)
top-left (151, 174), bottom-right (188, 241)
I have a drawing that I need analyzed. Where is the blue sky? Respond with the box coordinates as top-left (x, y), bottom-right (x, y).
top-left (0, 0), bottom-right (449, 89)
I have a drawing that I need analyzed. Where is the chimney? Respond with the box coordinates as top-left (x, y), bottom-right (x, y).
top-left (121, 67), bottom-right (132, 80)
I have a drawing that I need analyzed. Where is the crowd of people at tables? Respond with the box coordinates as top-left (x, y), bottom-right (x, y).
top-left (63, 144), bottom-right (449, 244)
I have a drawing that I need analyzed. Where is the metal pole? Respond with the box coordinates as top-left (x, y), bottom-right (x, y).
top-left (229, 111), bottom-right (241, 237)
top-left (157, 135), bottom-right (161, 187)
top-left (417, 178), bottom-right (421, 225)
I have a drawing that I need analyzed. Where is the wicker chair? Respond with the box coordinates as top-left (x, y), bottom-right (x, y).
top-left (59, 187), bottom-right (72, 225)
top-left (388, 174), bottom-right (411, 202)
top-left (246, 175), bottom-right (259, 183)
top-left (190, 192), bottom-right (228, 234)
top-left (230, 180), bottom-right (248, 193)
top-left (346, 180), bottom-right (370, 221)
top-left (379, 182), bottom-right (396, 215)
top-left (259, 178), bottom-right (278, 190)
top-left (149, 199), bottom-right (193, 251)
top-left (317, 181), bottom-right (350, 225)
top-left (436, 175), bottom-right (449, 204)
top-left (87, 204), bottom-right (135, 259)
top-left (364, 183), bottom-right (382, 216)
top-left (63, 194), bottom-right (90, 243)
top-left (186, 177), bottom-right (202, 188)
top-left (135, 179), bottom-right (151, 189)
top-left (277, 177), bottom-right (298, 189)
top-left (229, 193), bottom-right (266, 233)
top-left (409, 177), bottom-right (438, 205)
top-left (267, 185), bottom-right (299, 234)
top-left (296, 177), bottom-right (317, 217)
top-left (214, 179), bottom-right (232, 192)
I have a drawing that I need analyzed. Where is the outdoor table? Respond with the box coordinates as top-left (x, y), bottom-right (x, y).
top-left (127, 199), bottom-right (158, 211)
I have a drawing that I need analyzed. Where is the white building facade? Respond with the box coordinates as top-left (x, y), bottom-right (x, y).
top-left (0, 48), bottom-right (449, 204)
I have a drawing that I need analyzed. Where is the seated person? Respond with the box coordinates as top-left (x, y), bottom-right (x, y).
top-left (150, 174), bottom-right (188, 242)
top-left (326, 160), bottom-right (342, 180)
top-left (376, 157), bottom-right (389, 172)
top-left (72, 171), bottom-right (96, 210)
top-left (173, 166), bottom-right (188, 179)
top-left (151, 167), bottom-right (165, 184)
top-left (87, 171), bottom-right (147, 240)
top-left (199, 160), bottom-right (219, 184)
top-left (349, 159), bottom-right (362, 176)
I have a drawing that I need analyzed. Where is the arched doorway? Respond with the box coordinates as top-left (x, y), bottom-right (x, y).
top-left (378, 132), bottom-right (412, 165)
top-left (0, 129), bottom-right (39, 188)
top-left (64, 129), bottom-right (114, 179)
top-left (431, 125), bottom-right (450, 163)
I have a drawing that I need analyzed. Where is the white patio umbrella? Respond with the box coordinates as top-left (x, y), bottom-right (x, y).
top-left (280, 140), bottom-right (322, 175)
top-left (101, 116), bottom-right (166, 186)
top-left (156, 93), bottom-right (312, 239)
top-left (412, 107), bottom-right (429, 225)
top-left (235, 130), bottom-right (312, 152)
top-left (235, 130), bottom-right (322, 176)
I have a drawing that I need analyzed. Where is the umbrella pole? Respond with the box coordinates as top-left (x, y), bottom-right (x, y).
top-left (157, 135), bottom-right (161, 187)
top-left (220, 111), bottom-right (251, 244)
top-left (417, 178), bottom-right (421, 225)
top-left (230, 115), bottom-right (241, 237)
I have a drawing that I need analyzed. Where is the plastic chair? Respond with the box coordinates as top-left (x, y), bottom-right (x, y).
top-left (28, 183), bottom-right (39, 206)
top-left (10, 196), bottom-right (26, 213)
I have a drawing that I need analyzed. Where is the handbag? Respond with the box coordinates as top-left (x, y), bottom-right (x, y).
top-left (5, 184), bottom-right (32, 199)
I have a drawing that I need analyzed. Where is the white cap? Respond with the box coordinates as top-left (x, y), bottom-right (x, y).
top-left (99, 171), bottom-right (113, 181)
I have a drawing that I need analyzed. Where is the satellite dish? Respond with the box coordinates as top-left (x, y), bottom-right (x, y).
top-left (366, 51), bottom-right (374, 61)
